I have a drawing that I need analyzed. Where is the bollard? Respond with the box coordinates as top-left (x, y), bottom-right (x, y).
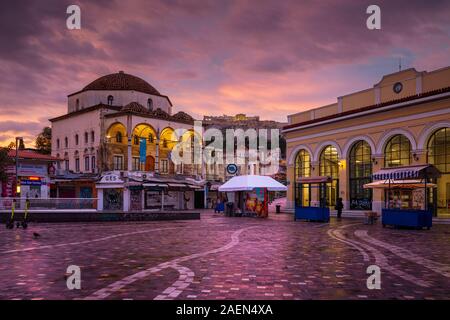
top-left (6, 200), bottom-right (15, 229)
top-left (22, 199), bottom-right (29, 229)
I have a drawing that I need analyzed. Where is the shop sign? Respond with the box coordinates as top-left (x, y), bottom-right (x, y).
top-left (18, 164), bottom-right (47, 176)
top-left (99, 173), bottom-right (124, 184)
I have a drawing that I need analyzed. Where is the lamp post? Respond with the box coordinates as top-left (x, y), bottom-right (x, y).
top-left (15, 137), bottom-right (23, 197)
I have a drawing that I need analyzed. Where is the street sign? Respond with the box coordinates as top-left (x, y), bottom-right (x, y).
top-left (226, 164), bottom-right (238, 175)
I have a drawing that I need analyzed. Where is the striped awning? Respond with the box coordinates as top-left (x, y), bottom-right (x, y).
top-left (372, 164), bottom-right (441, 180)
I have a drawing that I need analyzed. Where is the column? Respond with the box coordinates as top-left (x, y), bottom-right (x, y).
top-left (371, 154), bottom-right (384, 214)
top-left (310, 161), bottom-right (319, 207)
top-left (286, 165), bottom-right (295, 209)
top-left (123, 188), bottom-right (130, 212)
top-left (127, 115), bottom-right (132, 171)
top-left (155, 136), bottom-right (160, 173)
top-left (338, 158), bottom-right (349, 210)
top-left (97, 188), bottom-right (103, 211)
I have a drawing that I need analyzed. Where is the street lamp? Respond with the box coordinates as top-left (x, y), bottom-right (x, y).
top-left (15, 137), bottom-right (23, 196)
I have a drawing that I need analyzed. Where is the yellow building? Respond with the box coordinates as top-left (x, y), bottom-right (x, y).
top-left (283, 66), bottom-right (450, 218)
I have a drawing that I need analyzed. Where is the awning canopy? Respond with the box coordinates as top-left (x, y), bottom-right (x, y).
top-left (296, 176), bottom-right (331, 184)
top-left (142, 183), bottom-right (168, 188)
top-left (364, 179), bottom-right (437, 189)
top-left (372, 164), bottom-right (441, 180)
top-left (218, 175), bottom-right (287, 192)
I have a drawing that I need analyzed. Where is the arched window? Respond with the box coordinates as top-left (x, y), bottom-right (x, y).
top-left (91, 131), bottom-right (95, 143)
top-left (107, 95), bottom-right (114, 106)
top-left (147, 98), bottom-right (153, 110)
top-left (115, 132), bottom-right (123, 143)
top-left (294, 149), bottom-right (311, 207)
top-left (56, 138), bottom-right (60, 149)
top-left (65, 137), bottom-right (68, 148)
top-left (349, 141), bottom-right (372, 210)
top-left (134, 135), bottom-right (139, 145)
top-left (75, 134), bottom-right (79, 145)
top-left (91, 156), bottom-right (96, 173)
top-left (428, 128), bottom-right (450, 173)
top-left (74, 151), bottom-right (80, 172)
top-left (319, 145), bottom-right (339, 207)
top-left (84, 132), bottom-right (88, 144)
top-left (75, 99), bottom-right (80, 111)
top-left (385, 134), bottom-right (411, 167)
top-left (148, 133), bottom-right (154, 143)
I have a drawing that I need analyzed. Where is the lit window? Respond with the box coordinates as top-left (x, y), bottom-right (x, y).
top-left (349, 141), bottom-right (372, 210)
top-left (294, 149), bottom-right (311, 207)
top-left (319, 145), bottom-right (339, 207)
top-left (385, 135), bottom-right (411, 167)
top-left (428, 128), bottom-right (450, 173)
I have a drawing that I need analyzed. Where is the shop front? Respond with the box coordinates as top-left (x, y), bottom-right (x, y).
top-left (365, 164), bottom-right (440, 229)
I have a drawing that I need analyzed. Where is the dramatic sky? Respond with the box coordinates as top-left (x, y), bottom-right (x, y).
top-left (0, 0), bottom-right (449, 146)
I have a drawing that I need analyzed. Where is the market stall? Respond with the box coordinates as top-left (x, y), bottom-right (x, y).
top-left (218, 175), bottom-right (287, 218)
top-left (364, 164), bottom-right (441, 229)
top-left (294, 176), bottom-right (331, 222)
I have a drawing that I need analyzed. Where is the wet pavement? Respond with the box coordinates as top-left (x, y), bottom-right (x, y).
top-left (0, 210), bottom-right (449, 300)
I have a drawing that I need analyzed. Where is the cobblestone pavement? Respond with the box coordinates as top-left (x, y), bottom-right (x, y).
top-left (0, 210), bottom-right (449, 300)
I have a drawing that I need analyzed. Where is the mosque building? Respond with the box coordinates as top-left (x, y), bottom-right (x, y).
top-left (50, 71), bottom-right (206, 211)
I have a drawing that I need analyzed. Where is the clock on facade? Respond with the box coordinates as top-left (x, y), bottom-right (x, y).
top-left (393, 82), bottom-right (403, 93)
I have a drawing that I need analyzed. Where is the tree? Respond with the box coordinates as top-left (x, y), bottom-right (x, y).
top-left (0, 146), bottom-right (12, 182)
top-left (35, 127), bottom-right (52, 155)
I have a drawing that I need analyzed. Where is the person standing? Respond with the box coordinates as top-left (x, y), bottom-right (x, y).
top-left (335, 197), bottom-right (344, 219)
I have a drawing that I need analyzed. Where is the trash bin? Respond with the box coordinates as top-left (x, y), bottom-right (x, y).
top-left (276, 204), bottom-right (281, 214)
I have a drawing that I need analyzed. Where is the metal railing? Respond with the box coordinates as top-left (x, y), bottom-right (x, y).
top-left (0, 198), bottom-right (98, 210)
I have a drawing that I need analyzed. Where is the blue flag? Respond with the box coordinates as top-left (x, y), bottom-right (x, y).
top-left (139, 138), bottom-right (147, 163)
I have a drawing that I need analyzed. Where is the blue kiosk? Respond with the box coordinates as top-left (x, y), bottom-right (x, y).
top-left (365, 164), bottom-right (441, 230)
top-left (294, 176), bottom-right (331, 223)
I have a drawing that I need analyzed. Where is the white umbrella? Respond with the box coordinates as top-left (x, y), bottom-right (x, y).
top-left (218, 175), bottom-right (287, 192)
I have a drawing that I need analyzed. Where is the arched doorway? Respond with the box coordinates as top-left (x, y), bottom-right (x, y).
top-left (319, 145), bottom-right (339, 207)
top-left (384, 134), bottom-right (411, 167)
top-left (349, 141), bottom-right (372, 210)
top-left (145, 155), bottom-right (155, 172)
top-left (427, 127), bottom-right (450, 217)
top-left (294, 149), bottom-right (311, 207)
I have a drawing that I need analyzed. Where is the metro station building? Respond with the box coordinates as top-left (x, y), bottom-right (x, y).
top-left (283, 66), bottom-right (450, 218)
